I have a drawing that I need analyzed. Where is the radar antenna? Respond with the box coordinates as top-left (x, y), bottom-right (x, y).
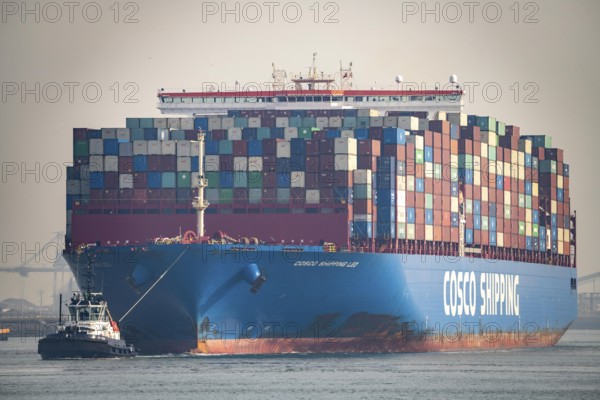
top-left (271, 62), bottom-right (287, 91)
top-left (340, 61), bottom-right (353, 90)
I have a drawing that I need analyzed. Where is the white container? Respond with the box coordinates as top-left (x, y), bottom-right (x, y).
top-left (89, 156), bottom-right (104, 172)
top-left (447, 112), bottom-right (467, 126)
top-left (290, 171), bottom-right (305, 188)
top-left (133, 140), bottom-right (148, 155)
top-left (204, 155), bottom-right (220, 172)
top-left (66, 180), bottom-right (81, 195)
top-left (397, 190), bottom-right (406, 206)
top-left (383, 116), bottom-right (398, 127)
top-left (233, 156), bottom-right (248, 171)
top-left (275, 117), bottom-right (289, 128)
top-left (369, 116), bottom-right (384, 127)
top-left (425, 225), bottom-right (434, 241)
top-left (227, 127), bottom-right (242, 141)
top-left (180, 118), bottom-right (194, 130)
top-left (397, 116), bottom-right (419, 131)
top-left (208, 116), bottom-right (222, 130)
top-left (167, 118), bottom-right (180, 129)
top-left (101, 128), bottom-right (116, 139)
top-left (418, 119), bottom-right (429, 130)
top-left (284, 127), bottom-right (298, 140)
top-left (89, 139), bottom-right (104, 155)
top-left (248, 156), bottom-right (263, 171)
top-left (119, 142), bottom-right (133, 156)
top-left (306, 189), bottom-right (320, 204)
top-left (328, 116), bottom-right (342, 128)
top-left (147, 140), bottom-right (161, 155)
top-left (158, 128), bottom-right (169, 140)
top-left (177, 157), bottom-right (191, 171)
top-left (433, 111), bottom-right (447, 121)
top-left (176, 140), bottom-right (192, 157)
top-left (153, 118), bottom-right (167, 128)
top-left (334, 137), bottom-right (357, 155)
top-left (334, 154), bottom-right (357, 171)
top-left (116, 128), bottom-right (130, 142)
top-left (315, 117), bottom-right (328, 129)
top-left (161, 140), bottom-right (176, 155)
top-left (396, 208), bottom-right (406, 223)
top-left (406, 223), bottom-right (416, 240)
top-left (353, 169), bottom-right (372, 185)
top-left (353, 214), bottom-right (372, 222)
top-left (276, 141), bottom-right (291, 158)
top-left (341, 130), bottom-right (354, 138)
top-left (221, 117), bottom-right (235, 129)
top-left (248, 117), bottom-right (261, 128)
top-left (119, 174), bottom-right (133, 189)
top-left (357, 109), bottom-right (379, 117)
top-left (406, 134), bottom-right (424, 150)
top-left (104, 156), bottom-right (119, 172)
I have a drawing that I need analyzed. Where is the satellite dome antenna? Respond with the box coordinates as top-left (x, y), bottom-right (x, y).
top-left (395, 74), bottom-right (403, 90)
top-left (449, 74), bottom-right (459, 89)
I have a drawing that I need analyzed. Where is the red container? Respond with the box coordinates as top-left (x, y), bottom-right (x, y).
top-left (211, 130), bottom-right (226, 141)
top-left (261, 188), bottom-right (276, 204)
top-left (147, 155), bottom-right (161, 171)
top-left (219, 155), bottom-right (234, 171)
top-left (262, 155), bottom-right (277, 171)
top-left (262, 172), bottom-right (277, 188)
top-left (415, 208), bottom-right (425, 224)
top-left (305, 173), bottom-right (320, 189)
top-left (405, 193), bottom-right (415, 208)
top-left (433, 132), bottom-right (442, 149)
top-left (415, 225), bottom-right (425, 240)
top-left (358, 139), bottom-right (381, 156)
top-left (433, 180), bottom-right (442, 195)
top-left (458, 139), bottom-right (472, 154)
top-left (118, 188), bottom-right (132, 206)
top-left (306, 140), bottom-right (320, 155)
top-left (320, 188), bottom-right (334, 204)
top-left (424, 179), bottom-right (433, 193)
top-left (73, 128), bottom-right (87, 140)
top-left (433, 149), bottom-right (442, 163)
top-left (442, 227), bottom-right (451, 242)
top-left (233, 188), bottom-right (248, 204)
top-left (103, 188), bottom-right (118, 204)
top-left (159, 155), bottom-right (176, 171)
top-left (505, 125), bottom-right (520, 136)
top-left (262, 139), bottom-right (277, 155)
top-left (353, 199), bottom-right (373, 214)
top-left (105, 172), bottom-right (119, 189)
top-left (434, 226), bottom-right (442, 242)
top-left (319, 155), bottom-right (335, 171)
top-left (89, 189), bottom-right (103, 206)
top-left (319, 171), bottom-right (335, 188)
top-left (369, 127), bottom-right (383, 141)
top-left (334, 171), bottom-right (353, 187)
top-left (305, 156), bottom-right (320, 173)
top-left (233, 141), bottom-right (247, 156)
top-left (357, 155), bottom-right (377, 170)
top-left (318, 139), bottom-right (334, 154)
top-left (132, 172), bottom-right (147, 188)
top-left (119, 157), bottom-right (133, 173)
top-left (312, 130), bottom-right (326, 140)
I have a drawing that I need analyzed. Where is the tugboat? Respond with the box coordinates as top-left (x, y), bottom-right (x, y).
top-left (38, 248), bottom-right (138, 359)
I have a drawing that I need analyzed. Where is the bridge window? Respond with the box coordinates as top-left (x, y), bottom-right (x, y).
top-left (332, 96), bottom-right (342, 101)
top-left (345, 96), bottom-right (354, 102)
top-left (163, 97), bottom-right (173, 103)
top-left (368, 96), bottom-right (378, 102)
top-left (323, 96), bottom-right (331, 101)
top-left (192, 97), bottom-right (203, 103)
top-left (277, 96), bottom-right (287, 102)
top-left (314, 96), bottom-right (322, 101)
top-left (355, 96), bottom-right (363, 101)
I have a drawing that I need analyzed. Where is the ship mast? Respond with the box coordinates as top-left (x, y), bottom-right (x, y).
top-left (192, 132), bottom-right (209, 238)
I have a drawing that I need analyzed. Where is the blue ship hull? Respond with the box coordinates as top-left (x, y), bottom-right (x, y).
top-left (65, 244), bottom-right (577, 354)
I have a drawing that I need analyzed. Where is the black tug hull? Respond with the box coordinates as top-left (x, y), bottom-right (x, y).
top-left (38, 335), bottom-right (137, 360)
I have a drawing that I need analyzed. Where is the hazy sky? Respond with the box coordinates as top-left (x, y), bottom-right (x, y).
top-left (1, 0), bottom-right (599, 303)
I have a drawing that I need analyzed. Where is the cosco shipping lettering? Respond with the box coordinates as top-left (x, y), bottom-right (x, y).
top-left (63, 59), bottom-right (577, 354)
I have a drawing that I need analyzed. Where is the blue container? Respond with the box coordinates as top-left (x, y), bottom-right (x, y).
top-left (194, 117), bottom-right (208, 131)
top-left (325, 130), bottom-right (341, 139)
top-left (227, 110), bottom-right (241, 118)
top-left (139, 118), bottom-right (154, 129)
top-left (126, 118), bottom-right (140, 129)
top-left (290, 154), bottom-right (306, 171)
top-left (450, 124), bottom-right (459, 139)
top-left (162, 172), bottom-right (176, 188)
top-left (289, 117), bottom-right (302, 128)
top-left (406, 208), bottom-right (415, 224)
top-left (143, 128), bottom-right (158, 140)
top-left (451, 182), bottom-right (459, 197)
top-left (525, 181), bottom-right (532, 195)
top-left (377, 207), bottom-right (395, 222)
top-left (474, 215), bottom-right (481, 230)
top-left (133, 155), bottom-right (148, 172)
top-left (171, 130), bottom-right (185, 140)
top-left (354, 128), bottom-right (369, 140)
top-left (489, 203), bottom-right (497, 215)
top-left (276, 172), bottom-right (291, 188)
top-left (352, 221), bottom-right (372, 239)
top-left (473, 200), bottom-right (481, 215)
top-left (551, 226), bottom-right (558, 240)
top-left (242, 128), bottom-right (258, 141)
top-left (563, 163), bottom-right (570, 177)
top-left (424, 146), bottom-right (433, 163)
top-left (496, 175), bottom-right (504, 189)
top-left (89, 172), bottom-right (104, 189)
top-left (376, 223), bottom-right (395, 239)
top-left (467, 115), bottom-right (478, 126)
top-left (464, 169), bottom-right (473, 185)
top-left (490, 231), bottom-right (497, 246)
top-left (376, 191), bottom-right (396, 207)
top-left (291, 110), bottom-right (306, 118)
top-left (525, 153), bottom-right (532, 168)
top-left (334, 187), bottom-right (353, 205)
top-left (205, 140), bottom-right (219, 155)
top-left (343, 109), bottom-right (358, 117)
top-left (291, 138), bottom-right (306, 155)
top-left (191, 156), bottom-right (199, 172)
top-left (276, 158), bottom-right (291, 173)
top-left (425, 209), bottom-right (434, 225)
top-left (415, 178), bottom-right (424, 192)
top-left (87, 129), bottom-right (101, 139)
top-left (526, 236), bottom-right (533, 251)
top-left (103, 139), bottom-right (119, 155)
top-left (465, 229), bottom-right (474, 244)
top-left (271, 127), bottom-right (285, 139)
top-left (451, 212), bottom-right (459, 228)
top-left (551, 214), bottom-right (558, 226)
top-left (148, 172), bottom-right (162, 189)
top-left (557, 188), bottom-right (564, 202)
top-left (234, 118), bottom-right (248, 128)
top-left (248, 140), bottom-right (263, 156)
top-left (532, 210), bottom-right (539, 224)
top-left (220, 172), bottom-right (234, 188)
top-left (489, 217), bottom-right (497, 231)
top-left (382, 128), bottom-right (406, 145)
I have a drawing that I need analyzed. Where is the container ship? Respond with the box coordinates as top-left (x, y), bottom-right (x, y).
top-left (63, 59), bottom-right (577, 354)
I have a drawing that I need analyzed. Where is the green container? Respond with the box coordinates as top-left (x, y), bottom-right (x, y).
top-left (139, 118), bottom-right (154, 129)
top-left (476, 116), bottom-right (496, 132)
top-left (465, 199), bottom-right (473, 214)
top-left (205, 188), bottom-right (219, 204)
top-left (131, 128), bottom-right (144, 141)
top-left (257, 127), bottom-right (271, 140)
top-left (397, 223), bottom-right (406, 239)
top-left (425, 193), bottom-right (433, 209)
top-left (219, 188), bottom-right (233, 204)
top-left (518, 221), bottom-right (525, 236)
top-left (450, 167), bottom-right (458, 182)
top-left (218, 140), bottom-right (233, 155)
top-left (488, 146), bottom-right (497, 161)
top-left (496, 121), bottom-right (506, 136)
top-left (539, 160), bottom-right (557, 174)
top-left (434, 163), bottom-right (442, 180)
top-left (233, 172), bottom-right (248, 188)
top-left (526, 195), bottom-right (531, 209)
top-left (248, 188), bottom-right (262, 204)
top-left (355, 117), bottom-right (368, 128)
top-left (234, 117), bottom-right (248, 128)
top-left (353, 184), bottom-right (372, 199)
top-left (177, 172), bottom-right (191, 187)
top-left (532, 224), bottom-right (539, 237)
top-left (248, 171), bottom-right (263, 188)
top-left (415, 149), bottom-right (424, 164)
top-left (504, 205), bottom-right (511, 219)
top-left (171, 130), bottom-right (185, 140)
top-left (289, 117), bottom-right (302, 128)
top-left (298, 128), bottom-right (313, 139)
top-left (302, 117), bottom-right (316, 128)
top-left (73, 140), bottom-right (89, 157)
top-left (482, 216), bottom-right (489, 231)
top-left (277, 188), bottom-right (290, 204)
top-left (206, 172), bottom-right (220, 188)
top-left (126, 118), bottom-right (140, 129)
top-left (518, 194), bottom-right (525, 208)
top-left (162, 172), bottom-right (176, 188)
top-left (526, 135), bottom-right (552, 148)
